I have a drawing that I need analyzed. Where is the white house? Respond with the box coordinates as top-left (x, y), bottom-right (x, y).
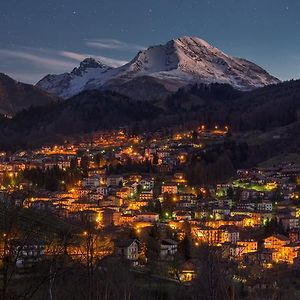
top-left (134, 213), bottom-right (159, 223)
top-left (160, 239), bottom-right (178, 260)
top-left (107, 175), bottom-right (123, 187)
top-left (257, 201), bottom-right (273, 212)
top-left (114, 239), bottom-right (139, 261)
top-left (12, 240), bottom-right (45, 269)
top-left (221, 226), bottom-right (240, 244)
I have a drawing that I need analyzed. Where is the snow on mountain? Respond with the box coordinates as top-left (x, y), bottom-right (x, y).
top-left (36, 58), bottom-right (115, 99)
top-left (36, 37), bottom-right (280, 99)
top-left (115, 37), bottom-right (279, 89)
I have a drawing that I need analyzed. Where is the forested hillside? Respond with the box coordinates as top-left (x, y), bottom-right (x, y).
top-left (0, 80), bottom-right (299, 165)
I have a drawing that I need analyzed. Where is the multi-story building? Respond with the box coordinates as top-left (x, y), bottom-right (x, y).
top-left (161, 183), bottom-right (178, 195)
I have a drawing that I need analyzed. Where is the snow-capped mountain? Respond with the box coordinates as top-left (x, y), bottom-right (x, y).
top-left (37, 58), bottom-right (114, 99)
top-left (37, 36), bottom-right (280, 99)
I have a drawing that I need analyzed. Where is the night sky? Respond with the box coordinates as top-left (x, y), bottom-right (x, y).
top-left (1, 0), bottom-right (299, 84)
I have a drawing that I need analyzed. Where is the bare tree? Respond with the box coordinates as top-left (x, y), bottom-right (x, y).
top-left (0, 196), bottom-right (74, 300)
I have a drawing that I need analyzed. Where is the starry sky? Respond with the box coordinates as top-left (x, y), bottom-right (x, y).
top-left (0, 0), bottom-right (299, 84)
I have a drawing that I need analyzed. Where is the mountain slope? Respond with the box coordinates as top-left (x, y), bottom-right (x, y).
top-left (0, 90), bottom-right (162, 149)
top-left (36, 58), bottom-right (114, 99)
top-left (0, 73), bottom-right (58, 116)
top-left (111, 37), bottom-right (279, 89)
top-left (0, 79), bottom-right (299, 153)
top-left (36, 36), bottom-right (280, 100)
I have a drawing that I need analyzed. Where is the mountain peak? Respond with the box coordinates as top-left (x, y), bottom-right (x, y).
top-left (171, 36), bottom-right (227, 60)
top-left (71, 57), bottom-right (113, 76)
top-left (36, 57), bottom-right (116, 98)
top-left (37, 36), bottom-right (280, 99)
top-left (80, 57), bottom-right (111, 69)
top-left (172, 36), bottom-right (215, 49)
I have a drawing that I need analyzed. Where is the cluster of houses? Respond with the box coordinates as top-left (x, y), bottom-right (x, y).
top-left (1, 130), bottom-right (300, 284)
top-left (7, 161), bottom-right (298, 272)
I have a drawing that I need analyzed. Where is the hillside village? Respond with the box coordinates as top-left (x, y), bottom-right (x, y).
top-left (1, 126), bottom-right (300, 298)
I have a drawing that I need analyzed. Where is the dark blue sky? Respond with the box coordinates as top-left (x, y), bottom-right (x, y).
top-left (0, 0), bottom-right (299, 83)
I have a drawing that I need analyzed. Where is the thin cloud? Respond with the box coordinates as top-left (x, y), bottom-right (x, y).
top-left (0, 49), bottom-right (75, 70)
top-left (59, 51), bottom-right (88, 62)
top-left (86, 38), bottom-right (146, 51)
top-left (0, 43), bottom-right (130, 84)
top-left (0, 48), bottom-right (78, 83)
top-left (60, 51), bottom-right (128, 67)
